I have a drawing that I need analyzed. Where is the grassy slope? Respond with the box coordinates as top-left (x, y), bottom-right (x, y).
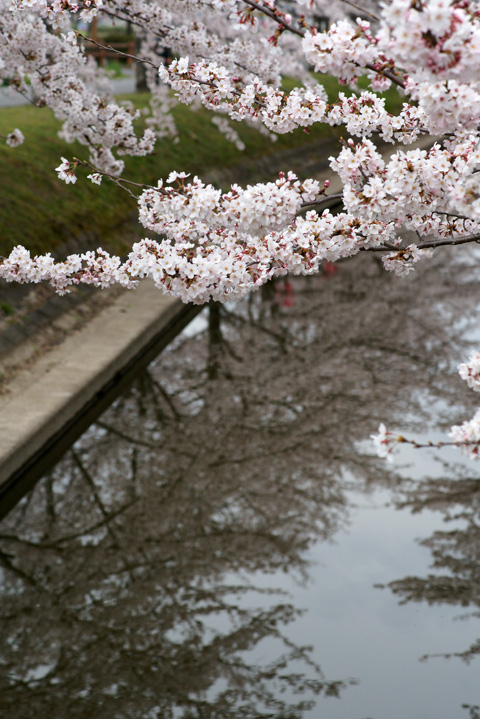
top-left (0, 78), bottom-right (403, 257)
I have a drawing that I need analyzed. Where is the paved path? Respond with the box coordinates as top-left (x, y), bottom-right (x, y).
top-left (0, 282), bottom-right (200, 516)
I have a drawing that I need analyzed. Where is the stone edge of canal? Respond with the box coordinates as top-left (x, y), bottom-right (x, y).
top-left (0, 280), bottom-right (201, 519)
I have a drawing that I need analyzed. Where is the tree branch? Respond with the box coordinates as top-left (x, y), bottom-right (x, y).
top-left (76, 32), bottom-right (160, 71)
top-left (301, 193), bottom-right (343, 210)
top-left (241, 0), bottom-right (305, 38)
top-left (363, 233), bottom-right (480, 253)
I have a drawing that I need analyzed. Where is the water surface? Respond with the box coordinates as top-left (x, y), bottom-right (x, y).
top-left (1, 252), bottom-right (480, 719)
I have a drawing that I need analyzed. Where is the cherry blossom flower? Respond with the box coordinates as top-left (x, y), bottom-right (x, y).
top-left (458, 352), bottom-right (480, 393)
top-left (55, 157), bottom-right (77, 184)
top-left (87, 173), bottom-right (103, 185)
top-left (449, 410), bottom-right (480, 460)
top-left (5, 128), bottom-right (24, 147)
top-left (371, 424), bottom-right (397, 463)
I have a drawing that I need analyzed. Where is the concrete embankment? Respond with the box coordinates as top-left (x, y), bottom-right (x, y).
top-left (0, 283), bottom-right (200, 517)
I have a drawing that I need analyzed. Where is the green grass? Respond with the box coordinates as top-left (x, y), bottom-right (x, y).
top-left (0, 300), bottom-right (14, 316)
top-left (104, 59), bottom-right (130, 78)
top-left (0, 79), bottom-right (402, 258)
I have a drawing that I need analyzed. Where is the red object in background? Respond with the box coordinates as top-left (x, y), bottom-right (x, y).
top-left (275, 264), bottom-right (337, 309)
top-left (283, 281), bottom-right (294, 307)
top-left (275, 280), bottom-right (295, 308)
top-left (323, 261), bottom-right (338, 277)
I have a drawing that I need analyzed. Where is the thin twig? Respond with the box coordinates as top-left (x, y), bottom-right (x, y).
top-left (73, 157), bottom-right (159, 196)
top-left (76, 32), bottom-right (160, 70)
top-left (300, 193), bottom-right (344, 209)
top-left (396, 436), bottom-right (480, 451)
top-left (339, 0), bottom-right (380, 21)
top-left (241, 0), bottom-right (305, 37)
top-left (363, 233), bottom-right (480, 253)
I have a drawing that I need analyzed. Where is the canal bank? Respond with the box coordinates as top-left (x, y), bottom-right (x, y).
top-left (0, 135), bottom-right (433, 515)
top-left (0, 283), bottom-right (200, 517)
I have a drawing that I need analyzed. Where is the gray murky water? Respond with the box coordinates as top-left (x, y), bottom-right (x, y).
top-left (1, 251), bottom-right (480, 719)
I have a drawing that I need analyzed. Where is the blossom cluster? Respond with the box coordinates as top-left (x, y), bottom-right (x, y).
top-left (449, 410), bottom-right (480, 460)
top-left (331, 137), bottom-right (480, 243)
top-left (10, 0), bottom-right (103, 25)
top-left (4, 0), bottom-right (480, 291)
top-left (378, 0), bottom-right (480, 84)
top-left (370, 424), bottom-right (397, 463)
top-left (137, 172), bottom-right (321, 238)
top-left (449, 351), bottom-right (480, 460)
top-left (0, 5), bottom-right (156, 174)
top-left (0, 162), bottom-right (400, 303)
top-left (458, 351), bottom-right (480, 393)
top-left (302, 19), bottom-right (393, 88)
top-left (158, 57), bottom-right (427, 143)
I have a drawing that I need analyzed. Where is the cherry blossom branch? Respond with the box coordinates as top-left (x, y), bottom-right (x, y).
top-left (371, 423), bottom-right (480, 463)
top-left (433, 211), bottom-right (474, 222)
top-left (9, 85), bottom-right (40, 107)
top-left (240, 0), bottom-right (306, 37)
top-left (363, 62), bottom-right (406, 90)
top-left (373, 353), bottom-right (480, 462)
top-left (398, 437), bottom-right (480, 451)
top-left (416, 234), bottom-right (480, 250)
top-left (300, 193), bottom-right (343, 207)
top-left (72, 158), bottom-right (158, 194)
top-left (363, 234), bottom-right (480, 254)
top-left (100, 5), bottom-right (170, 36)
top-left (240, 0), bottom-right (406, 89)
top-left (339, 0), bottom-right (380, 22)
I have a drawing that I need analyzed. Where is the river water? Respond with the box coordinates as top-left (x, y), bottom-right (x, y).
top-left (1, 251), bottom-right (480, 719)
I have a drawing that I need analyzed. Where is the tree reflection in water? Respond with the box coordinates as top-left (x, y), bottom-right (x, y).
top-left (383, 467), bottom-right (480, 665)
top-left (0, 251), bottom-right (480, 718)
